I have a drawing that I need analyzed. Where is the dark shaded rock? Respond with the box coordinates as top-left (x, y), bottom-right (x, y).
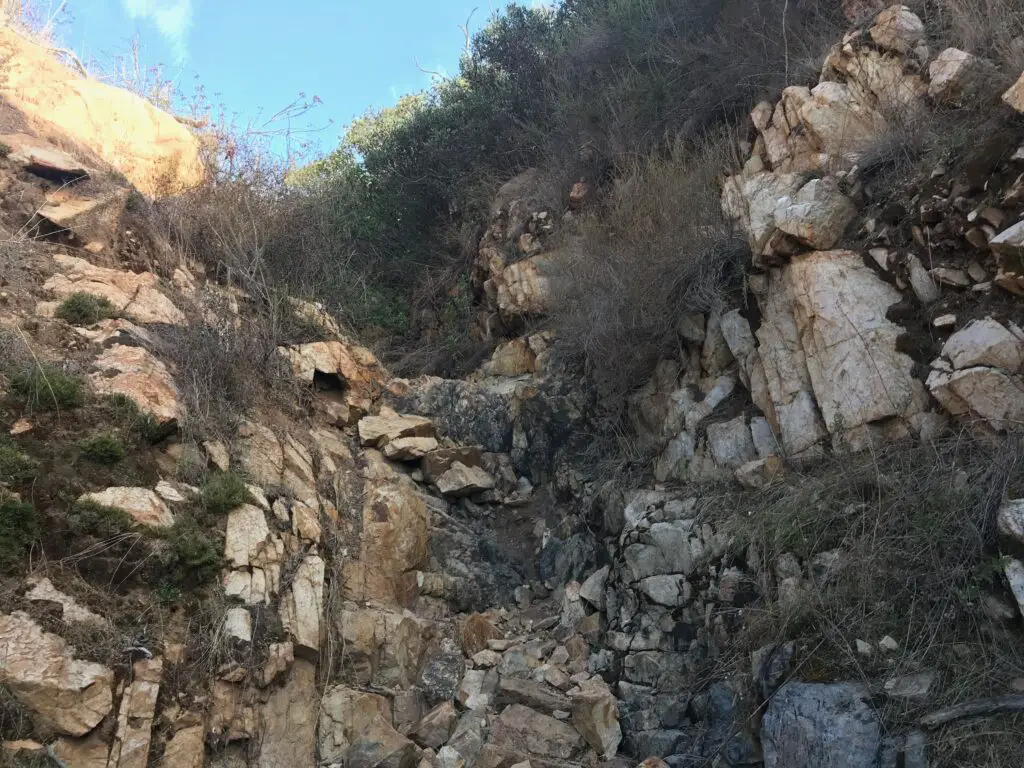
top-left (753, 642), bottom-right (795, 700)
top-left (539, 533), bottom-right (597, 585)
top-left (761, 683), bottom-right (882, 768)
top-left (418, 650), bottom-right (465, 705)
top-left (497, 678), bottom-right (571, 714)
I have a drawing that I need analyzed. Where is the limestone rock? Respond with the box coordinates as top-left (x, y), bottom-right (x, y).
top-left (52, 733), bottom-right (111, 768)
top-left (257, 660), bottom-right (319, 768)
top-left (497, 678), bottom-right (571, 715)
top-left (262, 641), bottom-right (294, 687)
top-left (869, 5), bottom-right (925, 55)
top-left (89, 344), bottom-right (179, 425)
top-left (77, 486), bottom-right (174, 528)
top-left (107, 658), bottom-right (162, 768)
top-left (338, 607), bottom-right (423, 689)
top-left (224, 607), bottom-right (252, 643)
top-left (929, 48), bottom-right (995, 104)
top-left (1, 132), bottom-right (91, 181)
top-left (0, 24), bottom-right (203, 195)
top-left (45, 254), bottom-right (184, 325)
top-left (319, 685), bottom-right (416, 768)
top-left (721, 172), bottom-right (806, 256)
top-left (159, 725), bottom-right (205, 768)
top-left (459, 613), bottom-right (503, 656)
top-left (490, 704), bottom-right (585, 760)
top-left (279, 340), bottom-right (384, 416)
top-left (1004, 559), bottom-right (1024, 617)
top-left (224, 504), bottom-right (270, 568)
top-left (735, 456), bottom-right (785, 489)
top-left (570, 680), bottom-right (622, 760)
top-left (495, 252), bottom-right (560, 316)
top-left (382, 436), bottom-right (439, 461)
top-left (927, 366), bottom-right (1024, 432)
top-left (280, 554), bottom-right (325, 657)
top-left (773, 177), bottom-right (857, 250)
top-left (796, 82), bottom-right (889, 165)
top-left (411, 701), bottom-right (459, 749)
top-left (436, 462), bottom-right (496, 497)
top-left (940, 318), bottom-right (1024, 372)
top-left (421, 446), bottom-right (485, 484)
top-left (706, 416), bottom-right (757, 470)
top-left (359, 409), bottom-right (436, 447)
top-left (343, 452), bottom-right (429, 605)
top-left (484, 339), bottom-right (537, 377)
top-left (24, 576), bottom-right (106, 625)
top-left (1002, 69), bottom-right (1024, 112)
top-left (0, 611), bottom-right (113, 736)
top-left (459, 668), bottom-right (498, 711)
top-left (762, 683), bottom-right (881, 768)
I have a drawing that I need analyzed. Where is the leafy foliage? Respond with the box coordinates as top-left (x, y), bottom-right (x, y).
top-left (79, 433), bottom-right (127, 465)
top-left (55, 292), bottom-right (116, 326)
top-left (200, 472), bottom-right (250, 515)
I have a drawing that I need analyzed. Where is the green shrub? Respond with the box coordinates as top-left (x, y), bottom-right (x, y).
top-left (105, 394), bottom-right (164, 443)
top-left (79, 433), bottom-right (126, 465)
top-left (69, 500), bottom-right (135, 537)
top-left (158, 522), bottom-right (222, 588)
top-left (0, 440), bottom-right (36, 485)
top-left (200, 472), bottom-right (249, 515)
top-left (54, 292), bottom-right (116, 326)
top-left (0, 500), bottom-right (37, 569)
top-left (0, 142), bottom-right (11, 159)
top-left (9, 367), bottom-right (85, 411)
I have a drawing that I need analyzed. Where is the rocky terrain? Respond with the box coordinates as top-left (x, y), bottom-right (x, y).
top-left (0, 5), bottom-right (1023, 768)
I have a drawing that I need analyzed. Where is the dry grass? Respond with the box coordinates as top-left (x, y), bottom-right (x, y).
top-left (549, 132), bottom-right (747, 400)
top-left (703, 435), bottom-right (1024, 767)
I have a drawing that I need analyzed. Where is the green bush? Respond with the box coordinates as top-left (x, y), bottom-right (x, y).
top-left (69, 500), bottom-right (135, 537)
top-left (105, 394), bottom-right (164, 443)
top-left (158, 522), bottom-right (222, 588)
top-left (54, 292), bottom-right (116, 326)
top-left (200, 472), bottom-right (249, 515)
top-left (9, 367), bottom-right (85, 411)
top-left (0, 440), bottom-right (36, 485)
top-left (0, 500), bottom-right (37, 569)
top-left (79, 433), bottom-right (126, 465)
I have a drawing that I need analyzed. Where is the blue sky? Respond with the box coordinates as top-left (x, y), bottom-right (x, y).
top-left (57, 0), bottom-right (500, 157)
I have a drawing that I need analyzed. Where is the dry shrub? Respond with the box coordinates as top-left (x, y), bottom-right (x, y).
top-left (929, 0), bottom-right (1024, 73)
top-left (710, 435), bottom-right (1024, 766)
top-left (550, 133), bottom-right (747, 399)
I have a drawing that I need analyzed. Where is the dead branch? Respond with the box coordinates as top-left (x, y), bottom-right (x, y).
top-left (920, 695), bottom-right (1024, 729)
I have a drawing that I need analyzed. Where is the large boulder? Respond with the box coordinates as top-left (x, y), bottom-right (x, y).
top-left (570, 680), bottom-right (622, 759)
top-left (279, 554), bottom-right (325, 657)
top-left (318, 685), bottom-right (418, 768)
top-left (761, 683), bottom-right (881, 768)
top-left (77, 487), bottom-right (174, 528)
top-left (89, 344), bottom-right (180, 425)
top-left (257, 660), bottom-right (319, 768)
top-left (773, 177), bottom-right (857, 250)
top-left (489, 704), bottom-right (585, 760)
top-left (279, 340), bottom-right (385, 418)
top-left (0, 612), bottom-right (113, 736)
top-left (0, 25), bottom-right (202, 196)
top-left (107, 658), bottom-right (162, 768)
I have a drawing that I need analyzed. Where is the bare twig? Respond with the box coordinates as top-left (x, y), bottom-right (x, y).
top-left (921, 696), bottom-right (1024, 729)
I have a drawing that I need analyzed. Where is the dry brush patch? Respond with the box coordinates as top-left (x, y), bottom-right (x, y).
top-left (704, 435), bottom-right (1024, 766)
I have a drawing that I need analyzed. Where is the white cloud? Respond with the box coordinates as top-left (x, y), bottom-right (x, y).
top-left (121, 0), bottom-right (193, 62)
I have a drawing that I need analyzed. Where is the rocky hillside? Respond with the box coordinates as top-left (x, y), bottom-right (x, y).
top-left (0, 5), bottom-right (1023, 768)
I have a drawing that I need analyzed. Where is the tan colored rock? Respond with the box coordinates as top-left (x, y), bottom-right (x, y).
top-left (224, 504), bottom-right (270, 568)
top-left (343, 452), bottom-right (429, 605)
top-left (495, 252), bottom-right (561, 316)
top-left (262, 642), bottom-right (294, 687)
top-left (38, 189), bottom-right (129, 246)
top-left (45, 254), bottom-right (184, 325)
top-left (459, 613), bottom-right (503, 656)
top-left (929, 48), bottom-right (995, 104)
top-left (796, 82), bottom-right (889, 165)
top-left (77, 487), bottom-right (174, 528)
top-left (421, 446), bottom-right (485, 484)
top-left (1, 132), bottom-right (91, 180)
top-left (52, 733), bottom-right (111, 768)
top-left (773, 177), bottom-right (857, 250)
top-left (337, 607), bottom-right (423, 689)
top-left (490, 704), bottom-right (584, 760)
top-left (358, 409), bottom-right (435, 447)
top-left (279, 340), bottom-right (384, 415)
top-left (0, 25), bottom-right (203, 196)
top-left (0, 612), bottom-right (113, 736)
top-left (159, 725), bottom-right (205, 768)
top-left (318, 685), bottom-right (417, 768)
top-left (107, 658), bottom-right (162, 768)
top-left (235, 421), bottom-right (283, 488)
top-left (484, 339), bottom-right (537, 377)
top-left (436, 462), bottom-right (496, 497)
top-left (291, 500), bottom-right (322, 543)
top-left (280, 554), bottom-right (325, 657)
top-left (1003, 70), bottom-right (1024, 112)
top-left (89, 344), bottom-right (179, 425)
top-left (940, 318), bottom-right (1024, 372)
top-left (411, 701), bottom-right (459, 749)
top-left (257, 660), bottom-right (319, 768)
top-left (869, 5), bottom-right (925, 55)
top-left (382, 436), bottom-right (440, 461)
top-left (210, 680), bottom-right (257, 741)
top-left (721, 172), bottom-right (806, 256)
top-left (927, 365), bottom-right (1024, 432)
top-left (570, 679), bottom-right (622, 759)
top-left (762, 251), bottom-right (930, 448)
top-left (24, 576), bottom-right (107, 626)
top-left (223, 607), bottom-right (252, 644)
top-left (735, 456), bottom-right (785, 489)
